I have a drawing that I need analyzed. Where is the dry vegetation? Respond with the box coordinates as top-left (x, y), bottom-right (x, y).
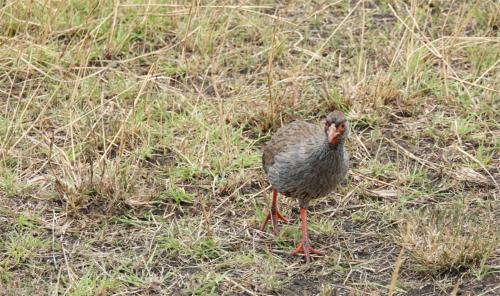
top-left (0, 0), bottom-right (499, 295)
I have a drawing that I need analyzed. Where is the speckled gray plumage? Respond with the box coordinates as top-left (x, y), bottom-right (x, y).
top-left (262, 119), bottom-right (349, 208)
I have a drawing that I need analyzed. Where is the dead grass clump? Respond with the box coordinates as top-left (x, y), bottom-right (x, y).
top-left (318, 85), bottom-right (352, 114)
top-left (345, 74), bottom-right (404, 125)
top-left (51, 159), bottom-right (152, 215)
top-left (53, 165), bottom-right (122, 214)
top-left (359, 74), bottom-right (402, 108)
top-left (399, 205), bottom-right (497, 274)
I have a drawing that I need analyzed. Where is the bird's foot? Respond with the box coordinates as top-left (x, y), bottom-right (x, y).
top-left (260, 209), bottom-right (288, 234)
top-left (290, 239), bottom-right (324, 263)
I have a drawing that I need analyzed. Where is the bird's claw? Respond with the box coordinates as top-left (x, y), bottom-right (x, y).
top-left (291, 239), bottom-right (324, 263)
top-left (260, 210), bottom-right (288, 234)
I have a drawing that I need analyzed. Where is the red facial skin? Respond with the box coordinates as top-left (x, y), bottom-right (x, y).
top-left (328, 122), bottom-right (345, 145)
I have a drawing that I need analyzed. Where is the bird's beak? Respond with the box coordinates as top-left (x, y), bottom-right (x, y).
top-left (328, 124), bottom-right (341, 145)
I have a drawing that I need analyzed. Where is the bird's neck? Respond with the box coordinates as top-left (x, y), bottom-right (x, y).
top-left (326, 138), bottom-right (345, 153)
top-left (313, 138), bottom-right (344, 163)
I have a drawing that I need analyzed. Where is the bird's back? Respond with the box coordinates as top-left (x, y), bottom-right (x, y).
top-left (262, 120), bottom-right (322, 174)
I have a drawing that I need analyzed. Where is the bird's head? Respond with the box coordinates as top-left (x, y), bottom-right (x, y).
top-left (324, 111), bottom-right (349, 146)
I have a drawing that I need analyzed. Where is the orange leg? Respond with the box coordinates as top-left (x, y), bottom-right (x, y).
top-left (260, 189), bottom-right (288, 234)
top-left (290, 207), bottom-right (324, 263)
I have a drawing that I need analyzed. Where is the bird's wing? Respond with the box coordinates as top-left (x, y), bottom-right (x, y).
top-left (262, 121), bottom-right (322, 173)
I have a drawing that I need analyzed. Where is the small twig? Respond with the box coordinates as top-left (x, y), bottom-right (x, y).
top-left (473, 57), bottom-right (500, 85)
top-left (240, 8), bottom-right (297, 26)
top-left (213, 179), bottom-right (253, 213)
top-left (119, 4), bottom-right (273, 9)
top-left (301, 0), bottom-right (343, 22)
top-left (385, 138), bottom-right (440, 171)
top-left (350, 171), bottom-right (420, 194)
top-left (450, 279), bottom-right (460, 296)
top-left (181, 0), bottom-right (196, 64)
top-left (99, 63), bottom-right (156, 164)
top-left (388, 247), bottom-right (405, 296)
top-left (266, 13), bottom-right (278, 128)
top-left (303, 0), bottom-right (362, 70)
top-left (51, 210), bottom-right (58, 269)
top-left (225, 276), bottom-right (258, 296)
top-left (454, 145), bottom-right (498, 188)
top-left (449, 75), bottom-right (499, 93)
top-left (199, 130), bottom-right (209, 167)
top-left (106, 0), bottom-right (120, 52)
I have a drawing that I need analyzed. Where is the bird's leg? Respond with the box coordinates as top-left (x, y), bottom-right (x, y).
top-left (291, 207), bottom-right (324, 263)
top-left (260, 189), bottom-right (288, 234)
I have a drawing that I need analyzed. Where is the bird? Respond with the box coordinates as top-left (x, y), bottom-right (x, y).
top-left (260, 111), bottom-right (349, 263)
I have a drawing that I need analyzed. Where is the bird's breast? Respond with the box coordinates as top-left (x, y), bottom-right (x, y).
top-left (268, 144), bottom-right (347, 200)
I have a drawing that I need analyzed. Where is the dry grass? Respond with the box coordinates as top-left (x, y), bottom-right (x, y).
top-left (399, 205), bottom-right (497, 274)
top-left (0, 0), bottom-right (499, 295)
